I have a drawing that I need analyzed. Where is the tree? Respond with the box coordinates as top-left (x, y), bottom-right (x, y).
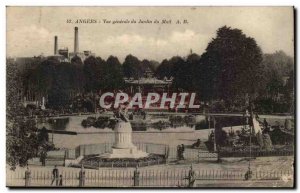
top-left (71, 55), bottom-right (83, 65)
top-left (284, 70), bottom-right (294, 113)
top-left (102, 56), bottom-right (124, 90)
top-left (262, 51), bottom-right (294, 77)
top-left (149, 60), bottom-right (160, 71)
top-left (83, 56), bottom-right (101, 92)
top-left (122, 54), bottom-right (141, 78)
top-left (95, 57), bottom-right (107, 90)
top-left (156, 59), bottom-right (173, 79)
top-left (140, 59), bottom-right (154, 74)
top-left (26, 58), bottom-right (56, 98)
top-left (6, 60), bottom-right (38, 170)
top-left (199, 26), bottom-right (264, 103)
top-left (253, 51), bottom-right (294, 113)
top-left (178, 54), bottom-right (201, 91)
top-left (37, 127), bottom-right (49, 143)
top-left (71, 56), bottom-right (85, 92)
top-left (261, 51), bottom-right (294, 99)
top-left (265, 70), bottom-right (284, 100)
top-left (169, 56), bottom-right (187, 90)
top-left (46, 61), bottom-right (73, 109)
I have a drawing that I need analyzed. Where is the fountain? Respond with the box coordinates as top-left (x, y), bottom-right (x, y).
top-left (77, 108), bottom-right (166, 168)
top-left (100, 109), bottom-right (148, 159)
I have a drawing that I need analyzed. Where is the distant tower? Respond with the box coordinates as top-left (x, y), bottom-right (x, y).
top-left (54, 36), bottom-right (58, 55)
top-left (74, 27), bottom-right (79, 54)
top-left (190, 49), bottom-right (193, 55)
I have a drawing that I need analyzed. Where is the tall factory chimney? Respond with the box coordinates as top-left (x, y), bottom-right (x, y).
top-left (54, 36), bottom-right (58, 55)
top-left (74, 27), bottom-right (79, 54)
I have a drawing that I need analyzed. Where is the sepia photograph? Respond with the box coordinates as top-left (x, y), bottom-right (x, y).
top-left (6, 6), bottom-right (295, 188)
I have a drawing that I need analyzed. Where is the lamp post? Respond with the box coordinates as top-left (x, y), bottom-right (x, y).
top-left (208, 116), bottom-right (210, 130)
top-left (52, 119), bottom-right (56, 143)
top-left (213, 117), bottom-right (216, 152)
top-left (244, 109), bottom-right (252, 180)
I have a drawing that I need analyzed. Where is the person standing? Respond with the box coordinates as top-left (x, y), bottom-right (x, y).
top-left (263, 118), bottom-right (269, 129)
top-left (177, 145), bottom-right (181, 160)
top-left (51, 165), bottom-right (59, 186)
top-left (25, 166), bottom-right (31, 187)
top-left (79, 164), bottom-right (86, 187)
top-left (133, 165), bottom-right (140, 186)
top-left (59, 174), bottom-right (63, 186)
top-left (181, 144), bottom-right (185, 160)
top-left (40, 151), bottom-right (47, 167)
top-left (188, 165), bottom-right (196, 187)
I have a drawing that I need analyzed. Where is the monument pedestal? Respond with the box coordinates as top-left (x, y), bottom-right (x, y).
top-left (108, 146), bottom-right (148, 158)
top-left (100, 121), bottom-right (148, 159)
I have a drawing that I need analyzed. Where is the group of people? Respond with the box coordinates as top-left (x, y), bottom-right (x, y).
top-left (51, 165), bottom-right (63, 186)
top-left (177, 144), bottom-right (185, 160)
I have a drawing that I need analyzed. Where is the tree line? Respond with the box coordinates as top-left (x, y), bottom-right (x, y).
top-left (19, 26), bottom-right (294, 113)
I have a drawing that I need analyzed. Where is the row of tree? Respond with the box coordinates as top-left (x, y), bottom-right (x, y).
top-left (20, 26), bottom-right (294, 112)
top-left (7, 61), bottom-right (54, 170)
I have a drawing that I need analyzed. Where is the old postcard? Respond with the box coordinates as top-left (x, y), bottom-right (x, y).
top-left (6, 7), bottom-right (294, 188)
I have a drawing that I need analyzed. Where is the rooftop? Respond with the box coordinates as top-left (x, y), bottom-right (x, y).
top-left (124, 77), bottom-right (173, 85)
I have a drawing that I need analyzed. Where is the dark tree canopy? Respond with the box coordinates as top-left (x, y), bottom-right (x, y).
top-left (199, 26), bottom-right (264, 102)
top-left (263, 51), bottom-right (294, 76)
top-left (102, 55), bottom-right (124, 90)
top-left (149, 60), bottom-right (160, 71)
top-left (122, 54), bottom-right (141, 78)
top-left (71, 55), bottom-right (83, 65)
top-left (7, 61), bottom-right (39, 170)
top-left (84, 56), bottom-right (99, 92)
top-left (156, 59), bottom-right (173, 79)
top-left (169, 56), bottom-right (187, 90)
top-left (261, 51), bottom-right (294, 98)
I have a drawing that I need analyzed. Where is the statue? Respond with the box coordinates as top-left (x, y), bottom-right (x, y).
top-left (114, 108), bottom-right (129, 122)
top-left (41, 97), bottom-right (46, 110)
top-left (100, 105), bottom-right (148, 159)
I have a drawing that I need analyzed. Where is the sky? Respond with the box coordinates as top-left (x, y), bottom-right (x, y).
top-left (6, 7), bottom-right (294, 62)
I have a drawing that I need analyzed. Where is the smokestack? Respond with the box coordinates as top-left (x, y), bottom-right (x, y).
top-left (54, 36), bottom-right (58, 55)
top-left (74, 27), bottom-right (79, 53)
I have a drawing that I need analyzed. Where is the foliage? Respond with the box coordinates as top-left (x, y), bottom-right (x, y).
top-left (259, 51), bottom-right (294, 113)
top-left (7, 60), bottom-right (56, 170)
top-left (122, 54), bottom-right (141, 78)
top-left (156, 59), bottom-right (174, 79)
top-left (170, 56), bottom-right (190, 90)
top-left (37, 127), bottom-right (49, 143)
top-left (102, 56), bottom-right (124, 90)
top-left (195, 120), bottom-right (209, 130)
top-left (198, 26), bottom-right (264, 101)
top-left (7, 61), bottom-right (37, 170)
